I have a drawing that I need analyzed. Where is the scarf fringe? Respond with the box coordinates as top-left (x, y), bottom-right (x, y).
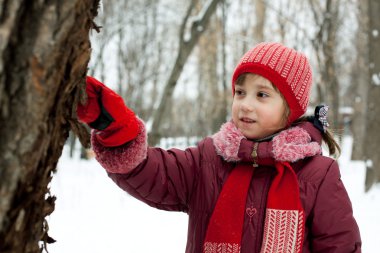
top-left (204, 242), bottom-right (241, 253)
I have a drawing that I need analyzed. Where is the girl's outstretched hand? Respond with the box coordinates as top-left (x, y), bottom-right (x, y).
top-left (77, 76), bottom-right (139, 147)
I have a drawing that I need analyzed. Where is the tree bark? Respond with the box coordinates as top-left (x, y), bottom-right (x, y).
top-left (364, 0), bottom-right (380, 191)
top-left (149, 0), bottom-right (222, 145)
top-left (0, 1), bottom-right (98, 252)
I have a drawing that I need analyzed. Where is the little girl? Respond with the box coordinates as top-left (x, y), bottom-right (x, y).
top-left (77, 42), bottom-right (361, 252)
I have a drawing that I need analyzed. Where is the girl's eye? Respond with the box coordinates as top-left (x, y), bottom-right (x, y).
top-left (257, 91), bottom-right (269, 98)
top-left (235, 89), bottom-right (245, 96)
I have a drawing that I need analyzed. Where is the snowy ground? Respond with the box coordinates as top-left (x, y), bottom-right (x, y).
top-left (48, 136), bottom-right (380, 253)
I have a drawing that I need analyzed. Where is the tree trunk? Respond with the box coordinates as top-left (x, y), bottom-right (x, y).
top-left (0, 1), bottom-right (98, 252)
top-left (254, 0), bottom-right (266, 42)
top-left (216, 0), bottom-right (229, 133)
top-left (351, 1), bottom-right (369, 160)
top-left (364, 0), bottom-right (380, 191)
top-left (324, 1), bottom-right (340, 131)
top-left (308, 0), bottom-right (341, 130)
top-left (198, 14), bottom-right (222, 135)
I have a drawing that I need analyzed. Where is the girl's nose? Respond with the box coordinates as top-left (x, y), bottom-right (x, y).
top-left (241, 100), bottom-right (254, 112)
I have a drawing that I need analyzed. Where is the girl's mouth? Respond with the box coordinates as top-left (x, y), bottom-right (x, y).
top-left (240, 117), bottom-right (256, 123)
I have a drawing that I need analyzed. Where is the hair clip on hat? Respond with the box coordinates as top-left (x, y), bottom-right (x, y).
top-left (307, 105), bottom-right (329, 133)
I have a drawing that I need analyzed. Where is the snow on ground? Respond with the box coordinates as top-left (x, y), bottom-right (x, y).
top-left (48, 152), bottom-right (188, 253)
top-left (48, 136), bottom-right (380, 253)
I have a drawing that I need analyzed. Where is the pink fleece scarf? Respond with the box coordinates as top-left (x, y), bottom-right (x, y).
top-left (204, 122), bottom-right (320, 253)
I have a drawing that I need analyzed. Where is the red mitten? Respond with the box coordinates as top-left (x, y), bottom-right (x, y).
top-left (77, 76), bottom-right (139, 147)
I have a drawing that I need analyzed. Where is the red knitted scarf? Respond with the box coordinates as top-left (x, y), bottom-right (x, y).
top-left (203, 162), bottom-right (304, 253)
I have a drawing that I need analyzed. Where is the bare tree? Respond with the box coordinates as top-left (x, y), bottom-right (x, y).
top-left (0, 1), bottom-right (99, 252)
top-left (149, 0), bottom-right (223, 145)
top-left (363, 0), bottom-right (380, 191)
top-left (308, 0), bottom-right (341, 130)
top-left (167, 1), bottom-right (230, 139)
top-left (90, 0), bottom-right (175, 123)
top-left (350, 1), bottom-right (369, 161)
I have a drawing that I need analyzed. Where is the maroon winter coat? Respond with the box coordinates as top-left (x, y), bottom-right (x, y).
top-left (92, 121), bottom-right (361, 253)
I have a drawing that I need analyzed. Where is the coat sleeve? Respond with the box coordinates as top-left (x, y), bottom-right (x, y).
top-left (310, 160), bottom-right (362, 252)
top-left (91, 119), bottom-right (202, 213)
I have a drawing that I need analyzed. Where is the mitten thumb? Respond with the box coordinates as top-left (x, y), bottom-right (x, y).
top-left (77, 76), bottom-right (106, 123)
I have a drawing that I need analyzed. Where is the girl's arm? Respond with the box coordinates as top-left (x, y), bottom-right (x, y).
top-left (77, 76), bottom-right (203, 212)
top-left (91, 119), bottom-right (203, 212)
top-left (309, 160), bottom-right (361, 252)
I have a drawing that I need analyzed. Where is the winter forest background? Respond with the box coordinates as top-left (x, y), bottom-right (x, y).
top-left (0, 0), bottom-right (379, 252)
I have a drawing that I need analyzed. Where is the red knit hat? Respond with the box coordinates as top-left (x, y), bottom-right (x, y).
top-left (232, 42), bottom-right (313, 124)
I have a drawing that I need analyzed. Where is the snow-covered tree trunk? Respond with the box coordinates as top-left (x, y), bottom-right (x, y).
top-left (0, 1), bottom-right (98, 252)
top-left (364, 0), bottom-right (380, 191)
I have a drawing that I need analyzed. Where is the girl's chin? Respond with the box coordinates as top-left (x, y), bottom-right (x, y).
top-left (239, 127), bottom-right (276, 140)
top-left (239, 128), bottom-right (261, 140)
top-left (243, 129), bottom-right (284, 142)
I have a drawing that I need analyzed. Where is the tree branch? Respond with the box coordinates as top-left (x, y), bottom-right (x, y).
top-left (149, 0), bottom-right (222, 145)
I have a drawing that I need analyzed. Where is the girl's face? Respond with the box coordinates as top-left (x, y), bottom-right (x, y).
top-left (232, 74), bottom-right (287, 140)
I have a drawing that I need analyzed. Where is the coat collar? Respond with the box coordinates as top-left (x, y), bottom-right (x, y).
top-left (212, 121), bottom-right (245, 162)
top-left (211, 121), bottom-right (322, 163)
